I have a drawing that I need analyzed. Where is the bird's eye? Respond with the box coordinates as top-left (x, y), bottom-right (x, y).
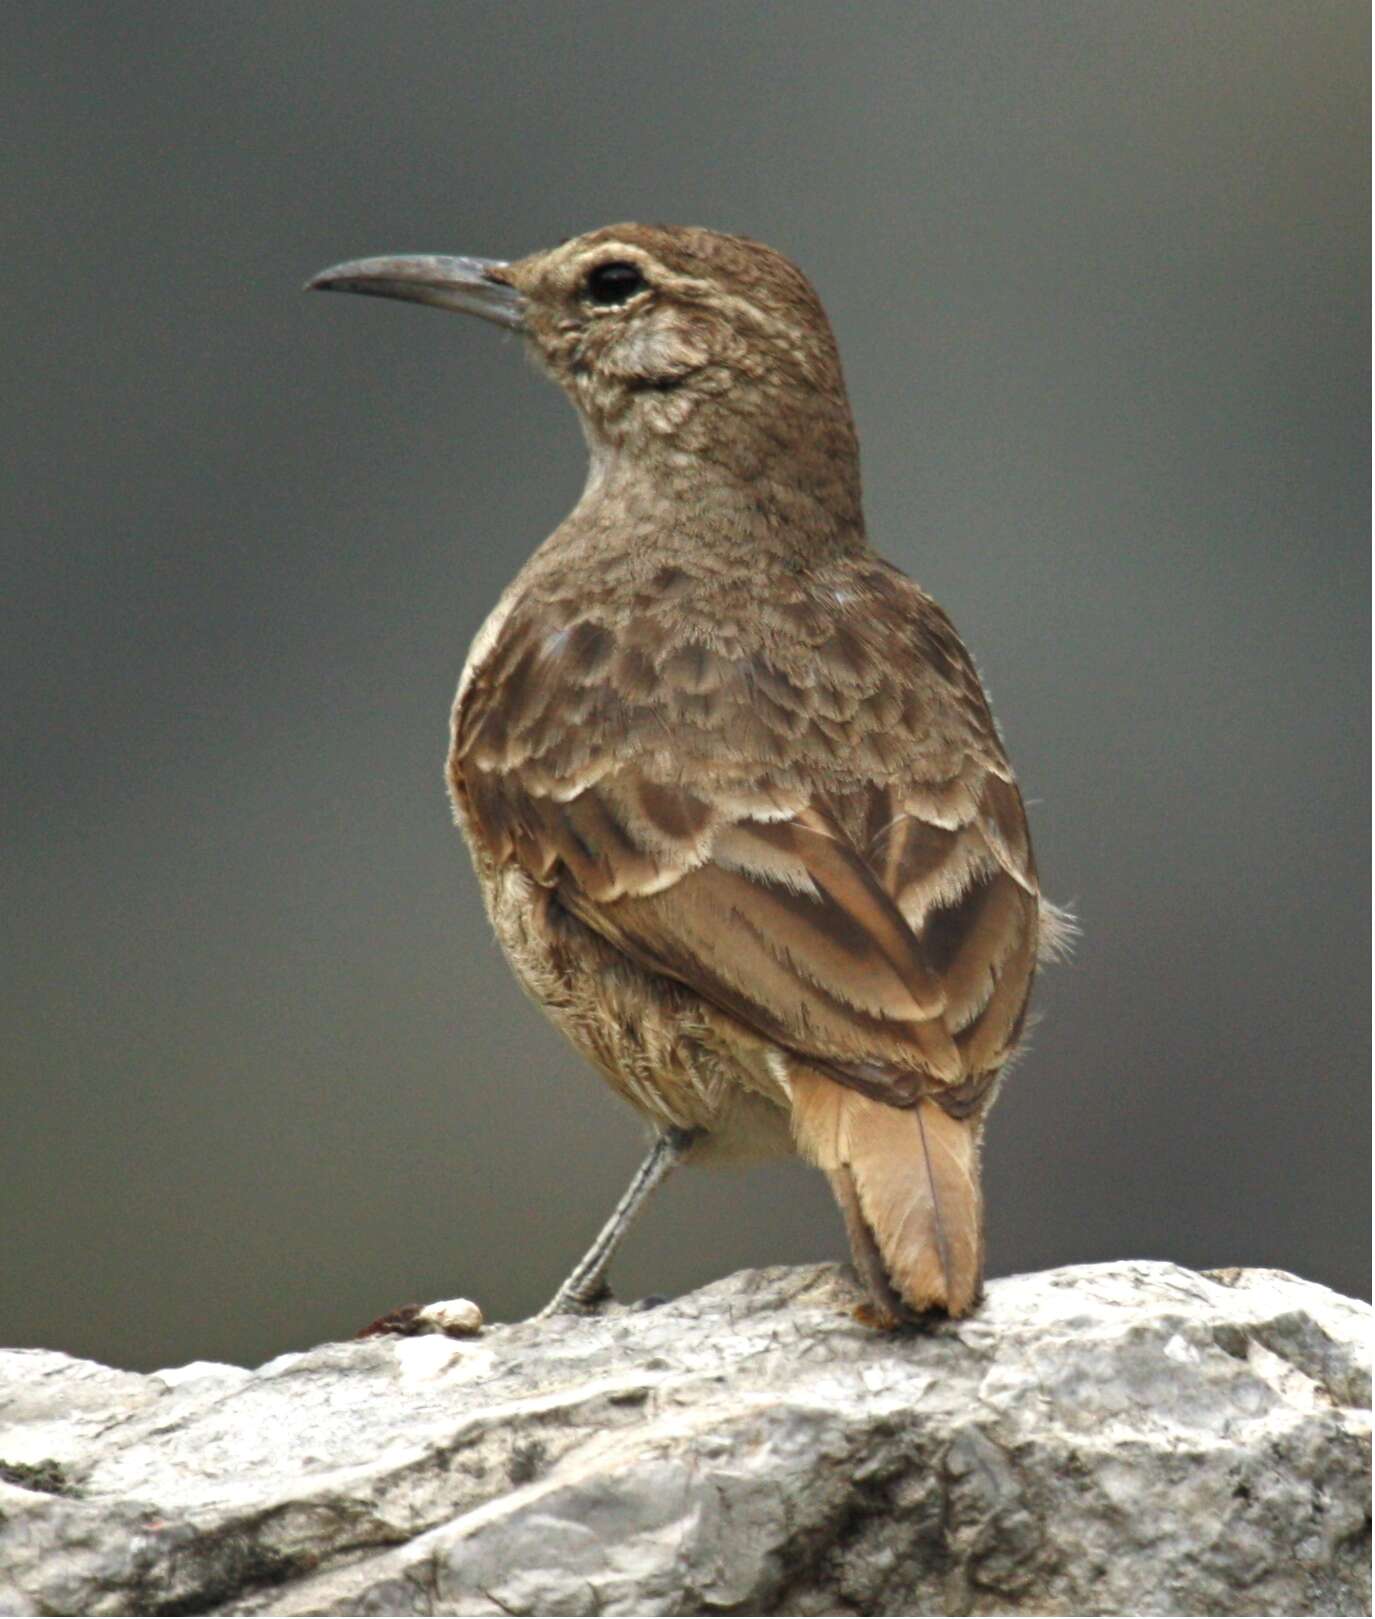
top-left (584, 261), bottom-right (648, 306)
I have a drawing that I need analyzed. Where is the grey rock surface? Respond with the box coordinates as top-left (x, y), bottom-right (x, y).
top-left (0, 1261), bottom-right (1368, 1617)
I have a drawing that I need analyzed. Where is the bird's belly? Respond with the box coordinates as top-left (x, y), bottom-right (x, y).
top-left (476, 858), bottom-right (795, 1163)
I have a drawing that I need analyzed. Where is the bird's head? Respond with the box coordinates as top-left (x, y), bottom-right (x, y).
top-left (309, 224), bottom-right (863, 533)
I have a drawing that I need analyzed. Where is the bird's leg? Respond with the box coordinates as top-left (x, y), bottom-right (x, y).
top-left (537, 1127), bottom-right (701, 1317)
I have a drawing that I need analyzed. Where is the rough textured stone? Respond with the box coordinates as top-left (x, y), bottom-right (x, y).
top-left (0, 1261), bottom-right (1367, 1616)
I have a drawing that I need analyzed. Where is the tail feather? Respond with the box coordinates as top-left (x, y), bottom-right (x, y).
top-left (791, 1072), bottom-right (983, 1318)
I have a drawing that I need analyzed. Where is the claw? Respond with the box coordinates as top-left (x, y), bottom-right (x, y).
top-left (535, 1280), bottom-right (615, 1320)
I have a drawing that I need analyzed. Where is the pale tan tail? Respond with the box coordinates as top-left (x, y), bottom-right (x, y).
top-left (791, 1073), bottom-right (983, 1319)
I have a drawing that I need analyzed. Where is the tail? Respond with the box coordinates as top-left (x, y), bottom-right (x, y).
top-left (791, 1073), bottom-right (983, 1320)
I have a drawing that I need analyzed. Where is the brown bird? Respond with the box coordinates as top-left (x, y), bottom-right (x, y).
top-left (308, 225), bottom-right (1069, 1324)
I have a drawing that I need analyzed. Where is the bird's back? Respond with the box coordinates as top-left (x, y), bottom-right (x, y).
top-left (450, 532), bottom-right (1042, 1100)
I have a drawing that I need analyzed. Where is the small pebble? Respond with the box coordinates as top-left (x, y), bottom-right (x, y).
top-left (415, 1297), bottom-right (484, 1337)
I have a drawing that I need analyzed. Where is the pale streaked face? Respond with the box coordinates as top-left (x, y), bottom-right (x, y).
top-left (494, 226), bottom-right (845, 443)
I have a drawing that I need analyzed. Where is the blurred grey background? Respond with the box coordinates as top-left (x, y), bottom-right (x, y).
top-left (5, 2), bottom-right (1368, 1372)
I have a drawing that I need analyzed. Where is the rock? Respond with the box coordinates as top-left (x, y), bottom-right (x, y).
top-left (0, 1261), bottom-right (1367, 1616)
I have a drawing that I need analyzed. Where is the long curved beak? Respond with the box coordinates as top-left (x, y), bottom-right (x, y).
top-left (305, 254), bottom-right (526, 331)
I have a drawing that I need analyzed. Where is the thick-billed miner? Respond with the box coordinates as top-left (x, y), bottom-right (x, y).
top-left (308, 225), bottom-right (1070, 1324)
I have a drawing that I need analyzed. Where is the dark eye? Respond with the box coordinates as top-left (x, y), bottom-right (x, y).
top-left (584, 261), bottom-right (647, 306)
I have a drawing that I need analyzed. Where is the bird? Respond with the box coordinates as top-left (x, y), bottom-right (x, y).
top-left (308, 225), bottom-right (1069, 1325)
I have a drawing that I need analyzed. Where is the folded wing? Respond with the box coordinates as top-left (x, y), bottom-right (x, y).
top-left (453, 561), bottom-right (1042, 1110)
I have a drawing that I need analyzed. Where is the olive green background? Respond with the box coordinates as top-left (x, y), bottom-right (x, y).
top-left (5, 2), bottom-right (1368, 1370)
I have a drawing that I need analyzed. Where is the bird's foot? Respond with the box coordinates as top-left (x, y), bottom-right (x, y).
top-left (534, 1279), bottom-right (616, 1320)
top-left (850, 1298), bottom-right (951, 1334)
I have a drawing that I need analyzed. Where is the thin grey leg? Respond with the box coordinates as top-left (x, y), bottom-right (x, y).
top-left (537, 1127), bottom-right (700, 1317)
